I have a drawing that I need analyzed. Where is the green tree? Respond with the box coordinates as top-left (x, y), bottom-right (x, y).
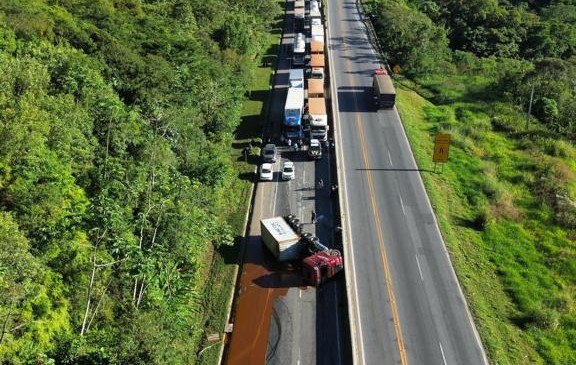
top-left (368, 1), bottom-right (452, 76)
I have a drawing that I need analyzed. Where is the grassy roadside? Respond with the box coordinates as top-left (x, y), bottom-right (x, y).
top-left (196, 17), bottom-right (282, 365)
top-left (396, 80), bottom-right (576, 364)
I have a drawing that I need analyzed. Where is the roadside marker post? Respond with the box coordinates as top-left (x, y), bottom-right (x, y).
top-left (433, 134), bottom-right (451, 172)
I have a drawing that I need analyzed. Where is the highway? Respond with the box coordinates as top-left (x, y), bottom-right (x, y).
top-left (326, 1), bottom-right (490, 364)
top-left (224, 0), bottom-right (351, 363)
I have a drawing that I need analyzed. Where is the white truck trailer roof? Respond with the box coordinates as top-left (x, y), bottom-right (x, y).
top-left (284, 87), bottom-right (305, 125)
top-left (294, 33), bottom-right (306, 54)
top-left (310, 0), bottom-right (321, 18)
top-left (311, 24), bottom-right (324, 43)
top-left (261, 217), bottom-right (301, 261)
top-left (285, 87), bottom-right (305, 111)
top-left (289, 69), bottom-right (304, 88)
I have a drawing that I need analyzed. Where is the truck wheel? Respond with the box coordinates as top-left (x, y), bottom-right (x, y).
top-left (328, 249), bottom-right (341, 256)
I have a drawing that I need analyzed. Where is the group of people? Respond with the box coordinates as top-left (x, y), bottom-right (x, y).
top-left (285, 137), bottom-right (304, 151)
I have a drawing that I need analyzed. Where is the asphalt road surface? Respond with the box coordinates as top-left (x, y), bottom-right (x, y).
top-left (224, 1), bottom-right (351, 363)
top-left (326, 1), bottom-right (490, 364)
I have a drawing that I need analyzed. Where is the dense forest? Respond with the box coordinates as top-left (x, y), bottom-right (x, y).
top-left (368, 0), bottom-right (576, 137)
top-left (366, 0), bottom-right (576, 364)
top-left (0, 0), bottom-right (279, 363)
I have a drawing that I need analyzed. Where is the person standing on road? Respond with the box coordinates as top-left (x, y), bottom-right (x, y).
top-left (311, 210), bottom-right (317, 224)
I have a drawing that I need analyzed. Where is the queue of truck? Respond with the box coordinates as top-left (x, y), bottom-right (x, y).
top-left (259, 0), bottom-right (340, 286)
top-left (283, 0), bottom-right (329, 147)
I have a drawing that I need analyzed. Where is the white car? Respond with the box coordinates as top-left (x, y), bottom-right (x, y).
top-left (281, 161), bottom-right (295, 180)
top-left (260, 163), bottom-right (273, 181)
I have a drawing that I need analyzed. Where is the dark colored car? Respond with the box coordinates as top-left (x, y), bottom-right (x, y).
top-left (262, 143), bottom-right (277, 162)
top-left (308, 139), bottom-right (322, 160)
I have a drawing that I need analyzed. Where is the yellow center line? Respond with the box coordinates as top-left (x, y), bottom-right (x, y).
top-left (337, 12), bottom-right (409, 364)
top-left (355, 112), bottom-right (409, 365)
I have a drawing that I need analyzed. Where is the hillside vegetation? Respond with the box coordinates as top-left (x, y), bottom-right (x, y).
top-left (366, 0), bottom-right (576, 364)
top-left (0, 0), bottom-right (280, 363)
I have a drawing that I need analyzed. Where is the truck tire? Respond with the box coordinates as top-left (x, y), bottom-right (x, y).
top-left (294, 223), bottom-right (303, 234)
top-left (328, 249), bottom-right (341, 256)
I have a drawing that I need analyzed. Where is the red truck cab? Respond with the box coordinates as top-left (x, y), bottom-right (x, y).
top-left (302, 250), bottom-right (343, 286)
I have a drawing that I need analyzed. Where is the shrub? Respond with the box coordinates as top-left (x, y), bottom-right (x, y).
top-left (490, 103), bottom-right (526, 133)
top-left (250, 146), bottom-right (261, 157)
top-left (472, 206), bottom-right (492, 230)
top-left (491, 190), bottom-right (522, 221)
top-left (540, 138), bottom-right (574, 158)
top-left (480, 176), bottom-right (503, 202)
top-left (532, 159), bottom-right (576, 227)
top-left (424, 105), bottom-right (456, 132)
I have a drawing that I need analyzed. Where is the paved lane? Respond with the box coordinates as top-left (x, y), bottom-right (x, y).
top-left (326, 1), bottom-right (489, 364)
top-left (225, 1), bottom-right (351, 364)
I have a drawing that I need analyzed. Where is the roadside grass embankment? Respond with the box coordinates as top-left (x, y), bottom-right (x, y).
top-left (396, 75), bottom-right (576, 365)
top-left (196, 22), bottom-right (282, 365)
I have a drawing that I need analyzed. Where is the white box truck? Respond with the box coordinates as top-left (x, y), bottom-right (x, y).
top-left (284, 86), bottom-right (305, 139)
top-left (261, 217), bottom-right (301, 261)
top-left (310, 0), bottom-right (321, 20)
top-left (289, 68), bottom-right (304, 89)
top-left (308, 53), bottom-right (325, 80)
top-left (293, 33), bottom-right (307, 66)
top-left (294, 0), bottom-right (305, 31)
top-left (311, 23), bottom-right (324, 44)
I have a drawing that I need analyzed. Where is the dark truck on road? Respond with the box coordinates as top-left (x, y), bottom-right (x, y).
top-left (372, 68), bottom-right (396, 109)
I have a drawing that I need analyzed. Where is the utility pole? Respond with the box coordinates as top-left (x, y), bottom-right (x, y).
top-left (526, 83), bottom-right (535, 131)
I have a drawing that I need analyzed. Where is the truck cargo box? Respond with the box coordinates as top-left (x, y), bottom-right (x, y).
top-left (311, 24), bottom-right (324, 43)
top-left (261, 217), bottom-right (301, 261)
top-left (307, 78), bottom-right (324, 98)
top-left (289, 68), bottom-right (304, 89)
top-left (308, 97), bottom-right (326, 116)
top-left (293, 33), bottom-right (307, 66)
top-left (373, 72), bottom-right (396, 109)
top-left (310, 41), bottom-right (324, 55)
top-left (310, 54), bottom-right (325, 68)
top-left (310, 0), bottom-right (321, 19)
top-left (307, 97), bottom-right (328, 140)
top-left (294, 7), bottom-right (305, 31)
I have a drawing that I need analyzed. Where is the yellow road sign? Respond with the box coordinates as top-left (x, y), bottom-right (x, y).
top-left (433, 134), bottom-right (451, 163)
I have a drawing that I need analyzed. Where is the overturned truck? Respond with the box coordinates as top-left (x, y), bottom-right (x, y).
top-left (260, 215), bottom-right (343, 286)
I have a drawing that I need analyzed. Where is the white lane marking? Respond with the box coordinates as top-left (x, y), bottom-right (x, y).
top-left (394, 100), bottom-right (489, 364)
top-left (415, 255), bottom-right (424, 281)
top-left (272, 160), bottom-right (279, 215)
top-left (388, 149), bottom-right (393, 166)
top-left (439, 342), bottom-right (448, 365)
top-left (299, 288), bottom-right (302, 298)
top-left (399, 194), bottom-right (406, 216)
top-left (299, 168), bottom-right (305, 219)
